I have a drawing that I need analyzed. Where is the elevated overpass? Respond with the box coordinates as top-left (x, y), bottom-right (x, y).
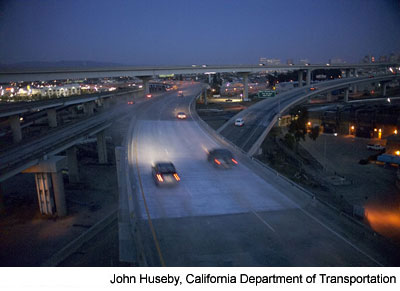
top-left (0, 63), bottom-right (398, 82)
top-left (218, 74), bottom-right (400, 156)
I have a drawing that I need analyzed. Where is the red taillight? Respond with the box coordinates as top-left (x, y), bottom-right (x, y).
top-left (214, 159), bottom-right (221, 165)
top-left (231, 158), bottom-right (238, 164)
top-left (156, 174), bottom-right (163, 182)
top-left (173, 173), bottom-right (180, 181)
top-left (146, 94), bottom-right (152, 98)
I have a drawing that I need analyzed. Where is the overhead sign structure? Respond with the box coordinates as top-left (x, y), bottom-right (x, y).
top-left (258, 90), bottom-right (276, 98)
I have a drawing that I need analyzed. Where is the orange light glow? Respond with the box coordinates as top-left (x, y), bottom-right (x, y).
top-left (351, 126), bottom-right (355, 130)
top-left (156, 174), bottom-right (163, 182)
top-left (395, 150), bottom-right (400, 156)
top-left (214, 159), bottom-right (221, 165)
top-left (365, 206), bottom-right (400, 238)
top-left (173, 173), bottom-right (180, 181)
top-left (231, 158), bottom-right (238, 164)
top-left (395, 129), bottom-right (398, 134)
top-left (374, 128), bottom-right (377, 132)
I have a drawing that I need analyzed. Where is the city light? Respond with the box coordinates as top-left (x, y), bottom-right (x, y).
top-left (395, 151), bottom-right (400, 156)
top-left (395, 129), bottom-right (398, 134)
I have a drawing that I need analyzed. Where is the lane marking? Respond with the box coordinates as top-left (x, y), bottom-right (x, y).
top-left (133, 124), bottom-right (166, 267)
top-left (252, 211), bottom-right (276, 232)
top-left (189, 90), bottom-right (385, 267)
top-left (297, 206), bottom-right (383, 266)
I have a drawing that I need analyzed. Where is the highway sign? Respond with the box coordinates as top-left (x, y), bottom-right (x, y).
top-left (258, 90), bottom-right (276, 98)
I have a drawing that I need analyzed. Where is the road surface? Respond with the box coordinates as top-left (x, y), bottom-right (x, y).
top-left (124, 83), bottom-right (399, 266)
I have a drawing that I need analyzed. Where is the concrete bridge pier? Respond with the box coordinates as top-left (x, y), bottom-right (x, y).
top-left (139, 76), bottom-right (152, 95)
top-left (9, 115), bottom-right (22, 143)
top-left (306, 69), bottom-right (312, 86)
top-left (345, 69), bottom-right (351, 78)
top-left (97, 130), bottom-right (108, 164)
top-left (297, 70), bottom-right (303, 87)
top-left (47, 108), bottom-right (58, 128)
top-left (344, 88), bottom-right (349, 102)
top-left (203, 88), bottom-right (208, 105)
top-left (67, 146), bottom-right (80, 183)
top-left (240, 72), bottom-right (249, 101)
top-left (383, 82), bottom-right (388, 96)
top-left (22, 156), bottom-right (67, 217)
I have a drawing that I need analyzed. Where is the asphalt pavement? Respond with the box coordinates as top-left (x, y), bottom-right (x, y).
top-left (123, 83), bottom-right (400, 266)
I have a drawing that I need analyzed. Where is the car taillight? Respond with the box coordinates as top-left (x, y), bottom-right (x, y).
top-left (173, 173), bottom-right (180, 181)
top-left (156, 174), bottom-right (163, 182)
top-left (231, 158), bottom-right (238, 164)
top-left (214, 159), bottom-right (221, 165)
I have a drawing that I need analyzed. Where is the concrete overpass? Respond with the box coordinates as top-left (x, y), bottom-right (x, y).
top-left (1, 63), bottom-right (398, 106)
top-left (217, 74), bottom-right (400, 156)
top-left (0, 89), bottom-right (141, 143)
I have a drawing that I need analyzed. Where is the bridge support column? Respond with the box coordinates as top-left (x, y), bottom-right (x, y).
top-left (83, 101), bottom-right (95, 116)
top-left (47, 108), bottom-right (58, 128)
top-left (298, 70), bottom-right (303, 87)
top-left (306, 69), bottom-right (311, 86)
top-left (97, 131), bottom-right (108, 164)
top-left (9, 115), bottom-right (22, 143)
top-left (67, 147), bottom-right (80, 183)
top-left (139, 76), bottom-right (152, 95)
top-left (352, 84), bottom-right (358, 93)
top-left (22, 156), bottom-right (67, 217)
top-left (208, 74), bottom-right (212, 84)
top-left (203, 89), bottom-right (208, 105)
top-left (383, 83), bottom-right (388, 97)
top-left (345, 69), bottom-right (351, 78)
top-left (344, 88), bottom-right (349, 102)
top-left (240, 72), bottom-right (249, 101)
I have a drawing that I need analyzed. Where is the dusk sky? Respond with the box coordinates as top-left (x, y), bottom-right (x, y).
top-left (1, 0), bottom-right (399, 66)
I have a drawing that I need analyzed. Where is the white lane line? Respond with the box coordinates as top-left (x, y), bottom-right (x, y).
top-left (297, 206), bottom-right (383, 266)
top-left (252, 211), bottom-right (276, 232)
top-left (189, 90), bottom-right (384, 266)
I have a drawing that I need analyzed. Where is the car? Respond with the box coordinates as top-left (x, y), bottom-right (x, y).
top-left (366, 144), bottom-right (385, 151)
top-left (176, 112), bottom-right (187, 119)
top-left (178, 90), bottom-right (184, 97)
top-left (234, 118), bottom-right (244, 127)
top-left (225, 99), bottom-right (233, 102)
top-left (127, 100), bottom-right (134, 105)
top-left (207, 148), bottom-right (238, 169)
top-left (202, 64), bottom-right (207, 68)
top-left (152, 162), bottom-right (180, 186)
top-left (146, 94), bottom-right (152, 98)
top-left (309, 87), bottom-right (317, 91)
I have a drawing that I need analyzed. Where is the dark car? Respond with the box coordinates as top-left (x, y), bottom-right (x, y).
top-left (152, 162), bottom-right (180, 186)
top-left (207, 148), bottom-right (238, 169)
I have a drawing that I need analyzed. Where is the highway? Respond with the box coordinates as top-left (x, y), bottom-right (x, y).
top-left (123, 82), bottom-right (400, 266)
top-left (218, 75), bottom-right (400, 155)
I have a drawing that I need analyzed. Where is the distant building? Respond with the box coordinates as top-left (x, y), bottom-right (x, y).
top-left (299, 59), bottom-right (310, 65)
top-left (362, 55), bottom-right (374, 63)
top-left (378, 55), bottom-right (388, 63)
top-left (329, 58), bottom-right (346, 65)
top-left (286, 59), bottom-right (294, 65)
top-left (40, 84), bottom-right (81, 98)
top-left (259, 57), bottom-right (281, 65)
